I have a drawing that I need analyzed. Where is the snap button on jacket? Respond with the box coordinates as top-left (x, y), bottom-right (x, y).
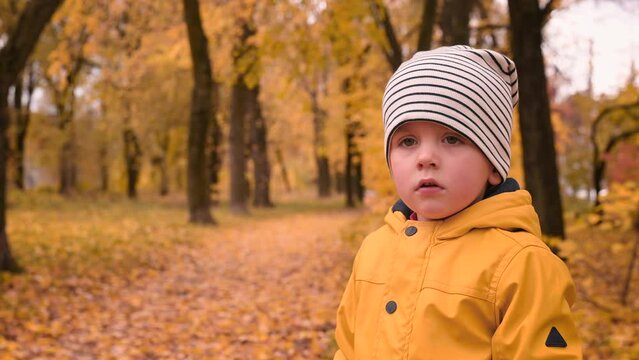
top-left (334, 190), bottom-right (582, 359)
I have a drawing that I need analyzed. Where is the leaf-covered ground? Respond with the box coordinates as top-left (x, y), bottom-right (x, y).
top-left (0, 194), bottom-right (359, 359)
top-left (561, 225), bottom-right (639, 359)
top-left (1, 194), bottom-right (637, 359)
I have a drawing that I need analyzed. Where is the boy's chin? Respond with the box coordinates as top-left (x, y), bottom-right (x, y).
top-left (415, 210), bottom-right (454, 221)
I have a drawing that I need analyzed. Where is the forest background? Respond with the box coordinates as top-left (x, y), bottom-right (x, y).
top-left (1, 0), bottom-right (638, 358)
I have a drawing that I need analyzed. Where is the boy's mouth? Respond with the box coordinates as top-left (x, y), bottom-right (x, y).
top-left (415, 179), bottom-right (443, 191)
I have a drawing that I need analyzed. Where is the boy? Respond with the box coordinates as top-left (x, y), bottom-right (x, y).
top-left (333, 46), bottom-right (582, 359)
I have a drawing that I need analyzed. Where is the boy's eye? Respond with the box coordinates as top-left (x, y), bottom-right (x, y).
top-left (443, 135), bottom-right (462, 145)
top-left (400, 137), bottom-right (417, 147)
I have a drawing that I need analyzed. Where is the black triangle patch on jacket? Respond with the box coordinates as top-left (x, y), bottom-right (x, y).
top-left (545, 326), bottom-right (567, 348)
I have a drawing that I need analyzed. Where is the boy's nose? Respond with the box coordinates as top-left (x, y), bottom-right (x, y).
top-left (416, 143), bottom-right (439, 169)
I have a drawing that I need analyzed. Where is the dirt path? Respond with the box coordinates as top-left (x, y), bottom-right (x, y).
top-left (50, 210), bottom-right (359, 360)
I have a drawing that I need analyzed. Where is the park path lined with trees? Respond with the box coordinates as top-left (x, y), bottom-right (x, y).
top-left (1, 0), bottom-right (637, 269)
top-left (0, 200), bottom-right (359, 359)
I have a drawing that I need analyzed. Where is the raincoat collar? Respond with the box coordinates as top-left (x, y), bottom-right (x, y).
top-left (386, 179), bottom-right (541, 240)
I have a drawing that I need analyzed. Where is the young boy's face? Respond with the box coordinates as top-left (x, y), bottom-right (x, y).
top-left (389, 121), bottom-right (501, 221)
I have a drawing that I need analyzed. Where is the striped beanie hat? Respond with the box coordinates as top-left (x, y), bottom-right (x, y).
top-left (382, 45), bottom-right (518, 181)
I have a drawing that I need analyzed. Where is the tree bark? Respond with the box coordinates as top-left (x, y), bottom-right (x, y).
top-left (157, 133), bottom-right (170, 196)
top-left (354, 152), bottom-right (364, 202)
top-left (13, 65), bottom-right (35, 190)
top-left (508, 0), bottom-right (565, 238)
top-left (315, 154), bottom-right (331, 198)
top-left (274, 147), bottom-right (292, 193)
top-left (159, 158), bottom-right (169, 196)
top-left (59, 123), bottom-right (77, 195)
top-left (335, 170), bottom-right (345, 194)
top-left (47, 70), bottom-right (81, 196)
top-left (417, 0), bottom-right (438, 51)
top-left (368, 0), bottom-right (403, 71)
top-left (345, 121), bottom-right (360, 208)
top-left (0, 0), bottom-right (64, 271)
top-left (310, 88), bottom-right (331, 198)
top-left (474, 1), bottom-right (500, 48)
top-left (207, 93), bottom-right (222, 204)
top-left (229, 77), bottom-right (250, 213)
top-left (342, 76), bottom-right (356, 208)
top-left (340, 56), bottom-right (367, 208)
top-left (249, 85), bottom-right (272, 208)
top-left (54, 63), bottom-right (79, 196)
top-left (317, 156), bottom-right (331, 197)
top-left (183, 0), bottom-right (215, 224)
top-left (439, 0), bottom-right (473, 46)
top-left (43, 22), bottom-right (88, 195)
top-left (12, 71), bottom-right (24, 186)
top-left (123, 127), bottom-right (142, 199)
top-left (345, 130), bottom-right (354, 208)
top-left (228, 22), bottom-right (255, 214)
top-left (99, 142), bottom-right (109, 192)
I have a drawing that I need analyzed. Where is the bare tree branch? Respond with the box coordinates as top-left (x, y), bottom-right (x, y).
top-left (367, 0), bottom-right (402, 71)
top-left (417, 0), bottom-right (437, 51)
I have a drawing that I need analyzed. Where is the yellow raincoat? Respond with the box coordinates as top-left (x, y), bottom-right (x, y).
top-left (334, 190), bottom-right (582, 359)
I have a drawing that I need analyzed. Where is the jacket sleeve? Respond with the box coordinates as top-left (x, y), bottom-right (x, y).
top-left (333, 254), bottom-right (359, 360)
top-left (492, 245), bottom-right (582, 359)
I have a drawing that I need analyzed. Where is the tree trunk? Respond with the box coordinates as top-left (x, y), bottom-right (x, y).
top-left (123, 127), bottom-right (142, 199)
top-left (343, 77), bottom-right (355, 208)
top-left (0, 96), bottom-right (17, 271)
top-left (159, 157), bottom-right (169, 196)
top-left (0, 0), bottom-right (64, 271)
top-left (474, 0), bottom-right (500, 48)
top-left (53, 79), bottom-right (79, 195)
top-left (345, 123), bottom-right (356, 208)
top-left (249, 85), bottom-right (272, 208)
top-left (311, 89), bottom-right (331, 198)
top-left (157, 134), bottom-right (170, 197)
top-left (508, 0), bottom-right (565, 238)
top-left (342, 74), bottom-right (364, 208)
top-left (317, 156), bottom-right (331, 198)
top-left (439, 0), bottom-right (473, 46)
top-left (228, 23), bottom-right (255, 214)
top-left (354, 152), bottom-right (364, 202)
top-left (274, 147), bottom-right (292, 193)
top-left (46, 24), bottom-right (86, 196)
top-left (59, 121), bottom-right (77, 195)
top-left (417, 0), bottom-right (438, 51)
top-left (13, 65), bottom-right (35, 190)
top-left (229, 78), bottom-right (250, 213)
top-left (99, 142), bottom-right (109, 192)
top-left (12, 71), bottom-right (23, 187)
top-left (207, 93), bottom-right (222, 204)
top-left (368, 0), bottom-right (403, 72)
top-left (335, 169), bottom-right (345, 194)
top-left (183, 0), bottom-right (215, 224)
top-left (593, 159), bottom-right (604, 207)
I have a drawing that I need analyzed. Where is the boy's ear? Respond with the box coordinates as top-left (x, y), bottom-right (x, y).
top-left (488, 167), bottom-right (501, 186)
